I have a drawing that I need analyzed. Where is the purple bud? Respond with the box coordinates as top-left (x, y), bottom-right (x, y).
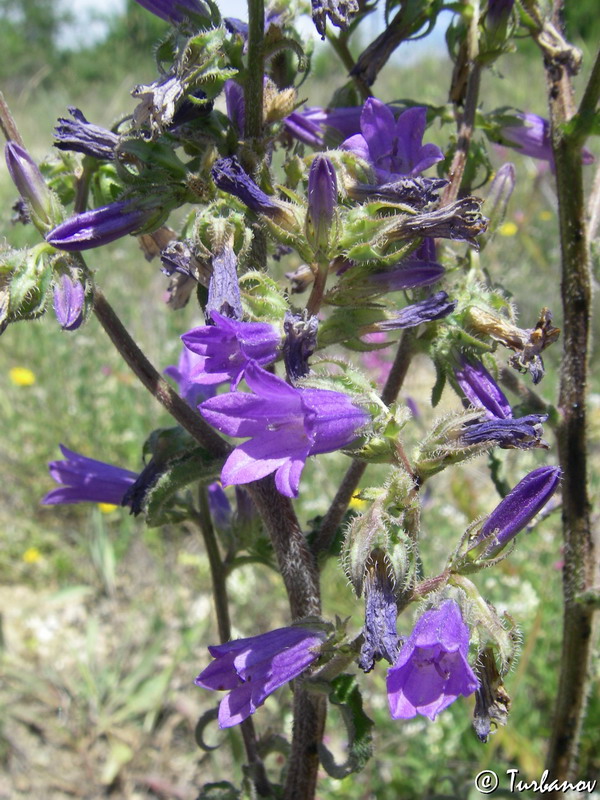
top-left (5, 142), bottom-right (53, 226)
top-left (487, 0), bottom-right (514, 30)
top-left (376, 292), bottom-right (456, 330)
top-left (46, 201), bottom-right (155, 252)
top-left (454, 355), bottom-right (512, 420)
top-left (53, 274), bottom-right (85, 331)
top-left (224, 80), bottom-right (245, 136)
top-left (132, 0), bottom-right (209, 23)
top-left (211, 157), bottom-right (283, 219)
top-left (474, 466), bottom-right (562, 556)
top-left (207, 482), bottom-right (232, 530)
top-left (306, 155), bottom-right (337, 252)
top-left (54, 108), bottom-right (118, 160)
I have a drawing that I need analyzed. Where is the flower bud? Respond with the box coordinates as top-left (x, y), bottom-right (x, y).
top-left (53, 273), bottom-right (85, 331)
top-left (46, 200), bottom-right (160, 252)
top-left (472, 466), bottom-right (561, 557)
top-left (453, 355), bottom-right (512, 419)
top-left (5, 142), bottom-right (54, 230)
top-left (132, 0), bottom-right (209, 24)
top-left (305, 154), bottom-right (337, 255)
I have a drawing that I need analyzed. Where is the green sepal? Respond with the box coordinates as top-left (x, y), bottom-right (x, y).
top-left (117, 139), bottom-right (189, 182)
top-left (317, 306), bottom-right (388, 349)
top-left (318, 674), bottom-right (374, 778)
top-left (431, 359), bottom-right (446, 407)
top-left (8, 244), bottom-right (53, 321)
top-left (197, 783), bottom-right (241, 800)
top-left (239, 271), bottom-right (289, 321)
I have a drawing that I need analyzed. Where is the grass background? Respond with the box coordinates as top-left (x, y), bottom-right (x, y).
top-left (0, 5), bottom-right (599, 798)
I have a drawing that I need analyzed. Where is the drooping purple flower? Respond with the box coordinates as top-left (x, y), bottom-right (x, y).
top-left (181, 311), bottom-right (280, 388)
top-left (164, 344), bottom-right (216, 407)
top-left (195, 625), bottom-right (327, 728)
top-left (42, 445), bottom-right (137, 506)
top-left (387, 599), bottom-right (479, 721)
top-left (54, 108), bottom-right (119, 160)
top-left (284, 106), bottom-right (363, 147)
top-left (132, 0), bottom-right (209, 23)
top-left (473, 466), bottom-right (561, 556)
top-left (461, 414), bottom-right (547, 449)
top-left (359, 550), bottom-right (400, 673)
top-left (199, 362), bottom-right (369, 497)
top-left (46, 200), bottom-right (155, 252)
top-left (341, 100), bottom-right (444, 182)
top-left (5, 142), bottom-right (53, 227)
top-left (500, 112), bottom-right (594, 167)
top-left (224, 80), bottom-right (245, 135)
top-left (53, 274), bottom-right (85, 331)
top-left (306, 154), bottom-right (337, 252)
top-left (454, 356), bottom-right (512, 420)
top-left (375, 292), bottom-right (456, 331)
top-left (211, 157), bottom-right (288, 222)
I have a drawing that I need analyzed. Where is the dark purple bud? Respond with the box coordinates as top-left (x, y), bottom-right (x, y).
top-left (282, 312), bottom-right (318, 381)
top-left (223, 17), bottom-right (249, 36)
top-left (358, 550), bottom-right (400, 673)
top-left (132, 0), bottom-right (209, 23)
top-left (5, 142), bottom-right (53, 226)
top-left (375, 292), bottom-right (456, 331)
top-left (208, 482), bottom-right (232, 530)
top-left (474, 466), bottom-right (562, 556)
top-left (211, 157), bottom-right (283, 219)
top-left (461, 414), bottom-right (547, 449)
top-left (390, 198), bottom-right (488, 249)
top-left (365, 262), bottom-right (445, 293)
top-left (224, 80), bottom-right (245, 136)
top-left (311, 0), bottom-right (359, 39)
top-left (53, 274), bottom-right (85, 331)
top-left (206, 243), bottom-right (243, 321)
top-left (454, 355), bottom-right (512, 420)
top-left (46, 201), bottom-right (155, 252)
top-left (54, 108), bottom-right (118, 161)
top-left (348, 177), bottom-right (448, 209)
top-left (170, 89), bottom-right (213, 127)
top-left (487, 0), bottom-right (514, 29)
top-left (306, 154), bottom-right (337, 252)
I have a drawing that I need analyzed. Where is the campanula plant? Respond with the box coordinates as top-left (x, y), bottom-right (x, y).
top-left (1, 0), bottom-right (597, 796)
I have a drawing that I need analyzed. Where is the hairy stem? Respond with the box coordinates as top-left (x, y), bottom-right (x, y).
top-left (245, 0), bottom-right (265, 142)
top-left (313, 330), bottom-right (415, 556)
top-left (540, 26), bottom-right (599, 785)
top-left (196, 488), bottom-right (271, 797)
top-left (246, 477), bottom-right (325, 800)
top-left (442, 62), bottom-right (482, 205)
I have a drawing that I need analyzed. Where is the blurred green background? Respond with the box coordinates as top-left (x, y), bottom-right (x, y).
top-left (0, 1), bottom-right (599, 798)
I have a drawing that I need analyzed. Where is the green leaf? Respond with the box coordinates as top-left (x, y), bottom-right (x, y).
top-left (318, 674), bottom-right (374, 778)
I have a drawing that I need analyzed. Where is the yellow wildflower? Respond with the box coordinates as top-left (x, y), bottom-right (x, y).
top-left (9, 367), bottom-right (36, 386)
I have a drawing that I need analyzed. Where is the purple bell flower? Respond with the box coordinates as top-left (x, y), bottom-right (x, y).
top-left (53, 274), bottom-right (85, 331)
top-left (199, 362), bottom-right (369, 497)
top-left (132, 0), bottom-right (209, 23)
top-left (181, 311), bottom-right (280, 388)
top-left (501, 112), bottom-right (594, 167)
top-left (387, 599), bottom-right (479, 721)
top-left (454, 356), bottom-right (512, 420)
top-left (195, 625), bottom-right (327, 728)
top-left (284, 106), bottom-right (363, 147)
top-left (46, 200), bottom-right (155, 252)
top-left (5, 142), bottom-right (53, 227)
top-left (42, 445), bottom-right (137, 506)
top-left (473, 466), bottom-right (561, 556)
top-left (164, 344), bottom-right (217, 407)
top-left (341, 100), bottom-right (444, 183)
top-left (54, 108), bottom-right (118, 161)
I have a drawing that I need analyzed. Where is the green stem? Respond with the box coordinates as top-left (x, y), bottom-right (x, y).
top-left (244, 0), bottom-right (265, 143)
top-left (539, 27), bottom-right (598, 789)
top-left (442, 62), bottom-right (482, 206)
top-left (196, 488), bottom-right (271, 797)
top-left (325, 33), bottom-right (370, 101)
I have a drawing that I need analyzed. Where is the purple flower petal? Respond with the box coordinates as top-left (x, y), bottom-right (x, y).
top-left (42, 445), bottom-right (137, 506)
